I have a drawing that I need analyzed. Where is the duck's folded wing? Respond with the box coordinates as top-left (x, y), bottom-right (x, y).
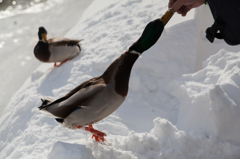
top-left (39, 84), bottom-right (105, 119)
top-left (48, 37), bottom-right (82, 47)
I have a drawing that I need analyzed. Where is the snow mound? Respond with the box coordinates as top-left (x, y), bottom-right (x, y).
top-left (48, 141), bottom-right (94, 159)
top-left (47, 118), bottom-right (240, 159)
top-left (174, 49), bottom-right (240, 145)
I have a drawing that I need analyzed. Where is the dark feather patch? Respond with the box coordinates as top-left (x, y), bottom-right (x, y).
top-left (55, 118), bottom-right (64, 123)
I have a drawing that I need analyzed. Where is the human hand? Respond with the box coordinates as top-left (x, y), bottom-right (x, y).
top-left (168, 0), bottom-right (205, 16)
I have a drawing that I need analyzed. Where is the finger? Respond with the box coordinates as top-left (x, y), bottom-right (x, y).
top-left (171, 0), bottom-right (185, 12)
top-left (168, 0), bottom-right (176, 8)
top-left (178, 6), bottom-right (191, 16)
top-left (182, 7), bottom-right (190, 16)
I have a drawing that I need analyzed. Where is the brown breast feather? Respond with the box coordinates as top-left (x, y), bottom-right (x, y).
top-left (34, 41), bottom-right (51, 62)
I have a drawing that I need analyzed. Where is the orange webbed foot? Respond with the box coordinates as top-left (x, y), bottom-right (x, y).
top-left (85, 125), bottom-right (106, 143)
top-left (74, 125), bottom-right (107, 144)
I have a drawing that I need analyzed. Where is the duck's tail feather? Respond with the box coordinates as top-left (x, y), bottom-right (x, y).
top-left (40, 109), bottom-right (60, 119)
top-left (38, 96), bottom-right (64, 119)
top-left (39, 96), bottom-right (56, 110)
top-left (77, 44), bottom-right (81, 52)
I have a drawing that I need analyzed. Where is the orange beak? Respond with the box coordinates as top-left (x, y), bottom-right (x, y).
top-left (160, 8), bottom-right (174, 26)
top-left (41, 33), bottom-right (47, 42)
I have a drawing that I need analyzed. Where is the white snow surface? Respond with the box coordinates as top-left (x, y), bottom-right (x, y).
top-left (1, 0), bottom-right (240, 158)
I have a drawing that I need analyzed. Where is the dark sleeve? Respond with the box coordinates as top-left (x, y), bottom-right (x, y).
top-left (205, 0), bottom-right (240, 45)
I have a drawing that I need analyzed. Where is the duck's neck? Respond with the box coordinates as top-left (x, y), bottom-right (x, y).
top-left (102, 11), bottom-right (173, 96)
top-left (102, 50), bottom-right (140, 97)
top-left (102, 19), bottom-right (164, 96)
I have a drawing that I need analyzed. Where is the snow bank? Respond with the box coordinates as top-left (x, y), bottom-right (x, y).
top-left (47, 117), bottom-right (240, 159)
top-left (174, 49), bottom-right (240, 146)
top-left (0, 0), bottom-right (66, 19)
top-left (1, 0), bottom-right (240, 158)
top-left (0, 0), bottom-right (93, 117)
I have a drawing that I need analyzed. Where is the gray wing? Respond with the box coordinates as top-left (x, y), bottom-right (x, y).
top-left (40, 84), bottom-right (105, 119)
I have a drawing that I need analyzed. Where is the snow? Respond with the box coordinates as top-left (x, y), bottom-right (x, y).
top-left (1, 0), bottom-right (240, 158)
top-left (174, 49), bottom-right (240, 146)
top-left (0, 0), bottom-right (93, 116)
top-left (0, 0), bottom-right (65, 19)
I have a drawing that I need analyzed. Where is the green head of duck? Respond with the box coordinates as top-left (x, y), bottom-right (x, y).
top-left (129, 9), bottom-right (173, 54)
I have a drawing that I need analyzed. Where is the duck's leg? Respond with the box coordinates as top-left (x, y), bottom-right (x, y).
top-left (54, 58), bottom-right (70, 67)
top-left (75, 125), bottom-right (82, 129)
top-left (58, 58), bottom-right (70, 66)
top-left (74, 125), bottom-right (106, 143)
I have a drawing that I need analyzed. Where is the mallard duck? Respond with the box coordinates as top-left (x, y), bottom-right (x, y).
top-left (39, 9), bottom-right (173, 143)
top-left (34, 27), bottom-right (82, 67)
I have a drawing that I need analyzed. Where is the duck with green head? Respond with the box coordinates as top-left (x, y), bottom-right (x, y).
top-left (34, 27), bottom-right (82, 67)
top-left (39, 9), bottom-right (173, 143)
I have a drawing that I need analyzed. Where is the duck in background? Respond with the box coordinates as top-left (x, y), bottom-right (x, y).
top-left (38, 9), bottom-right (173, 143)
top-left (34, 27), bottom-right (82, 67)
